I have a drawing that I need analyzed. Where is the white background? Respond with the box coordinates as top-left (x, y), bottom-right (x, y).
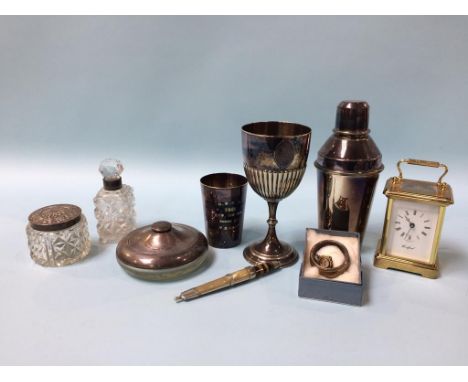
top-left (0, 16), bottom-right (467, 365)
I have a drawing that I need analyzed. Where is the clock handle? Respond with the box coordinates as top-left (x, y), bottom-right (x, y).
top-left (397, 158), bottom-right (449, 185)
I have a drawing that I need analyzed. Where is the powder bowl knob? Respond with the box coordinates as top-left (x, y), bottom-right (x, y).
top-left (151, 221), bottom-right (172, 233)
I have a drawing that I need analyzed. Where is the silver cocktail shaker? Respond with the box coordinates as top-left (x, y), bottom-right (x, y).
top-left (315, 101), bottom-right (383, 241)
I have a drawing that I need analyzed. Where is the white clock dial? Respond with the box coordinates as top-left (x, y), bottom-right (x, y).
top-left (386, 199), bottom-right (439, 263)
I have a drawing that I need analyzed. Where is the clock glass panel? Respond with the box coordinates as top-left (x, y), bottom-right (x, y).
top-left (386, 199), bottom-right (439, 263)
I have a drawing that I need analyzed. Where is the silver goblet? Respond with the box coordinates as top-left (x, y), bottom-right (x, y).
top-left (242, 121), bottom-right (312, 268)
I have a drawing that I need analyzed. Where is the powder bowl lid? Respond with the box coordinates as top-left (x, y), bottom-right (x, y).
top-left (116, 221), bottom-right (208, 271)
top-left (28, 204), bottom-right (82, 231)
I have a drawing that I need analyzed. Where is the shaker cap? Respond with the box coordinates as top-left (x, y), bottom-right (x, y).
top-left (116, 221), bottom-right (208, 270)
top-left (28, 204), bottom-right (82, 231)
top-left (335, 101), bottom-right (369, 134)
top-left (315, 100), bottom-right (383, 174)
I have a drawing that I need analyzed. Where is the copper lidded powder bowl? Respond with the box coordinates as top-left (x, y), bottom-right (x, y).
top-left (116, 221), bottom-right (209, 281)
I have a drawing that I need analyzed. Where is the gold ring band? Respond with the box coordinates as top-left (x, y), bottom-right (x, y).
top-left (309, 239), bottom-right (351, 278)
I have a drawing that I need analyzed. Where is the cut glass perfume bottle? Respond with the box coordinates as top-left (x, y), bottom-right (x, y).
top-left (94, 158), bottom-right (136, 244)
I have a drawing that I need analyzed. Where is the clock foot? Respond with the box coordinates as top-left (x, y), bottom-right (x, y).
top-left (374, 252), bottom-right (439, 279)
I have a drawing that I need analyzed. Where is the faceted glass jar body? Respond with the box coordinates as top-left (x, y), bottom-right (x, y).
top-left (26, 215), bottom-right (91, 266)
top-left (94, 184), bottom-right (136, 244)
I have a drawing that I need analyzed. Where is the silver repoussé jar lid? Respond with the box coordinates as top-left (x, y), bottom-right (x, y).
top-left (28, 204), bottom-right (82, 231)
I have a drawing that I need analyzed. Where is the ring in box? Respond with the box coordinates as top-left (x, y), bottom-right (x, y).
top-left (298, 228), bottom-right (363, 306)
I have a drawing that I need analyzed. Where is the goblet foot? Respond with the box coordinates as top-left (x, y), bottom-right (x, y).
top-left (243, 241), bottom-right (298, 268)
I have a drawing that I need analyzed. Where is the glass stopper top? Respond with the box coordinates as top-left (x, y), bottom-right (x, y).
top-left (99, 158), bottom-right (124, 180)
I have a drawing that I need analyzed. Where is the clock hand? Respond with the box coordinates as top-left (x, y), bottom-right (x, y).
top-left (404, 215), bottom-right (417, 232)
top-left (404, 227), bottom-right (414, 241)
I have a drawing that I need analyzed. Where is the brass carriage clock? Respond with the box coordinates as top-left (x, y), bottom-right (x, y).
top-left (374, 159), bottom-right (454, 278)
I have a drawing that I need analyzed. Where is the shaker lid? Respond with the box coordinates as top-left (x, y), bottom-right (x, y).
top-left (28, 204), bottom-right (82, 231)
top-left (335, 100), bottom-right (369, 134)
top-left (116, 221), bottom-right (208, 270)
top-left (315, 100), bottom-right (384, 175)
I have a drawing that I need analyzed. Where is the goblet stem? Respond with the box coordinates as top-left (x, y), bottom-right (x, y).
top-left (266, 201), bottom-right (279, 242)
top-left (243, 198), bottom-right (297, 266)
top-left (256, 201), bottom-right (283, 255)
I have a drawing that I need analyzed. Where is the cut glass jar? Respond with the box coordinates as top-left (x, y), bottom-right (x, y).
top-left (26, 204), bottom-right (91, 266)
